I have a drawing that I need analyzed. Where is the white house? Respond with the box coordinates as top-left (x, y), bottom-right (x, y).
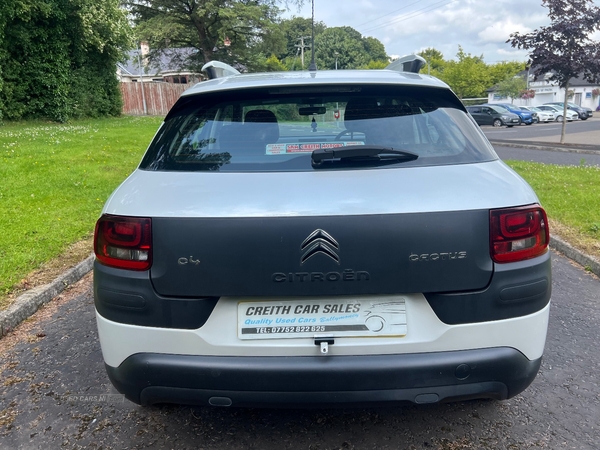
top-left (487, 72), bottom-right (600, 110)
top-left (117, 44), bottom-right (203, 84)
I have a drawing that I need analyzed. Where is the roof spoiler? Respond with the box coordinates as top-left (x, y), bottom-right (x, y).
top-left (385, 54), bottom-right (427, 74)
top-left (201, 61), bottom-right (240, 80)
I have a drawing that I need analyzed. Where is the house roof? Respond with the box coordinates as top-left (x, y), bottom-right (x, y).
top-left (119, 48), bottom-right (201, 77)
top-left (526, 68), bottom-right (598, 87)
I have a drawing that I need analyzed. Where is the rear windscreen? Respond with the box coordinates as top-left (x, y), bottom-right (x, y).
top-left (140, 84), bottom-right (497, 172)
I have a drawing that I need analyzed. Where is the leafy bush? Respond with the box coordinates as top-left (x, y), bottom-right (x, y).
top-left (0, 0), bottom-right (131, 122)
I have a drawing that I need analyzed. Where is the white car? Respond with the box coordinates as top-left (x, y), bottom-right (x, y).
top-left (536, 104), bottom-right (578, 122)
top-left (94, 56), bottom-right (551, 407)
top-left (520, 106), bottom-right (555, 123)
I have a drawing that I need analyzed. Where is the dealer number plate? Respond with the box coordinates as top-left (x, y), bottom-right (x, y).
top-left (238, 299), bottom-right (407, 340)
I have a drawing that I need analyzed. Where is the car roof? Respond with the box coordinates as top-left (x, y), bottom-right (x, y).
top-left (496, 103), bottom-right (524, 110)
top-left (541, 104), bottom-right (575, 112)
top-left (181, 69), bottom-right (451, 97)
top-left (476, 104), bottom-right (509, 112)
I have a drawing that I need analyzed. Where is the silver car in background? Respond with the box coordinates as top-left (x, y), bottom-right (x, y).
top-left (536, 104), bottom-right (578, 122)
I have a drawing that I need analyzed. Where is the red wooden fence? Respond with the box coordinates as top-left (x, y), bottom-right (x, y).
top-left (120, 82), bottom-right (192, 116)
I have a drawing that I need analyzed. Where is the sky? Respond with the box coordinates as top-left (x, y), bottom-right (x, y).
top-left (282, 0), bottom-right (600, 64)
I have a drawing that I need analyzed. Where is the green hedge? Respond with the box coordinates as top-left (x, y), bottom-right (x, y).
top-left (0, 0), bottom-right (130, 122)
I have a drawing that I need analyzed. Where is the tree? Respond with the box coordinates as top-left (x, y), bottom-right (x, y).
top-left (362, 60), bottom-right (388, 70)
top-left (314, 27), bottom-right (388, 70)
top-left (278, 16), bottom-right (326, 67)
top-left (127, 2), bottom-right (388, 73)
top-left (419, 45), bottom-right (525, 98)
top-left (418, 48), bottom-right (445, 75)
top-left (263, 54), bottom-right (288, 72)
top-left (362, 36), bottom-right (388, 64)
top-left (0, 0), bottom-right (13, 121)
top-left (495, 75), bottom-right (527, 103)
top-left (488, 61), bottom-right (527, 87)
top-left (416, 47), bottom-right (525, 101)
top-left (126, 0), bottom-right (304, 72)
top-left (439, 47), bottom-right (490, 99)
top-left (507, 0), bottom-right (600, 143)
top-left (0, 0), bottom-right (131, 122)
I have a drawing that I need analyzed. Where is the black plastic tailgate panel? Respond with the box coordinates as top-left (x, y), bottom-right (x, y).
top-left (150, 211), bottom-right (492, 297)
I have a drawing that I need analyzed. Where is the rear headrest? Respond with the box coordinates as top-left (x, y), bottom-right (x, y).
top-left (245, 109), bottom-right (278, 123)
top-left (344, 99), bottom-right (412, 131)
top-left (243, 109), bottom-right (279, 149)
top-left (344, 99), bottom-right (379, 124)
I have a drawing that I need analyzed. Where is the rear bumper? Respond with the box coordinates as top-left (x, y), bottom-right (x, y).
top-left (106, 348), bottom-right (541, 407)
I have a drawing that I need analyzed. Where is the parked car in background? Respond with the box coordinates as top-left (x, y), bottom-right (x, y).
top-left (536, 104), bottom-right (578, 122)
top-left (544, 102), bottom-right (589, 120)
top-left (520, 106), bottom-right (554, 123)
top-left (493, 103), bottom-right (534, 125)
top-left (93, 57), bottom-right (551, 408)
top-left (466, 105), bottom-right (520, 127)
top-left (583, 106), bottom-right (593, 118)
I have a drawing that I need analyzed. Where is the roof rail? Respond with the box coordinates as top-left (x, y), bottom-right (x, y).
top-left (385, 55), bottom-right (426, 74)
top-left (201, 61), bottom-right (240, 80)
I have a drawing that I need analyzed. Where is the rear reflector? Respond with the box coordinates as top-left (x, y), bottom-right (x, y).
top-left (490, 205), bottom-right (549, 263)
top-left (94, 215), bottom-right (152, 270)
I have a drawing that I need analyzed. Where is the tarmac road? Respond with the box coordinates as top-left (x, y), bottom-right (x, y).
top-left (0, 252), bottom-right (599, 450)
top-left (485, 116), bottom-right (600, 166)
top-left (483, 116), bottom-right (599, 141)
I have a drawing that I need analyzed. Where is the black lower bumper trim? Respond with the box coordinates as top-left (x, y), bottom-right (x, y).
top-left (105, 347), bottom-right (541, 407)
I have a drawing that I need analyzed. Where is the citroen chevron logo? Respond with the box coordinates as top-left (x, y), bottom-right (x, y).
top-left (300, 229), bottom-right (340, 265)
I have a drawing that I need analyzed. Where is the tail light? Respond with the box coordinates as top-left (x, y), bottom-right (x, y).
top-left (490, 205), bottom-right (549, 263)
top-left (94, 215), bottom-right (152, 270)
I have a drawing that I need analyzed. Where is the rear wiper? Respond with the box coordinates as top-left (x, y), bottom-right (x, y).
top-left (311, 145), bottom-right (418, 166)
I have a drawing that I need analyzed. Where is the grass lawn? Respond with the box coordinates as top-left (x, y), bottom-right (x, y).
top-left (507, 160), bottom-right (600, 263)
top-left (0, 118), bottom-right (598, 308)
top-left (0, 116), bottom-right (163, 306)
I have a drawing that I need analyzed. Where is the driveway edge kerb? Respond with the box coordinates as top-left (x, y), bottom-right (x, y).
top-left (0, 253), bottom-right (95, 338)
top-left (550, 235), bottom-right (600, 277)
top-left (489, 140), bottom-right (600, 155)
